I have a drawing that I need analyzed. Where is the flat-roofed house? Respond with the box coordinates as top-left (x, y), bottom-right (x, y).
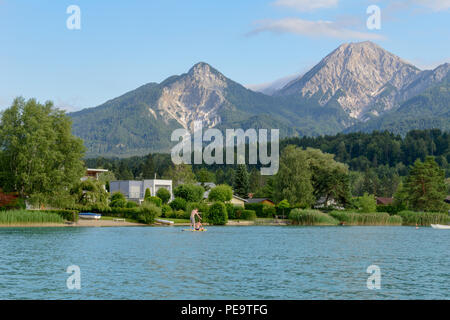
top-left (82, 168), bottom-right (109, 181)
top-left (109, 179), bottom-right (173, 204)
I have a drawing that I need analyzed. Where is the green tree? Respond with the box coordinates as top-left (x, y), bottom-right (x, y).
top-left (173, 184), bottom-right (204, 202)
top-left (71, 180), bottom-right (108, 208)
top-left (208, 184), bottom-right (233, 202)
top-left (277, 199), bottom-right (290, 219)
top-left (97, 171), bottom-right (116, 192)
top-left (206, 202), bottom-right (228, 225)
top-left (169, 197), bottom-right (187, 211)
top-left (144, 188), bottom-right (151, 201)
top-left (249, 168), bottom-right (264, 193)
top-left (156, 188), bottom-right (171, 204)
top-left (164, 164), bottom-right (196, 187)
top-left (195, 168), bottom-right (215, 185)
top-left (141, 154), bottom-right (155, 179)
top-left (356, 193), bottom-right (377, 213)
top-left (146, 196), bottom-right (162, 207)
top-left (274, 145), bottom-right (315, 207)
top-left (305, 148), bottom-right (351, 206)
top-left (0, 97), bottom-right (85, 207)
top-left (234, 164), bottom-right (250, 197)
top-left (110, 192), bottom-right (127, 208)
top-left (403, 156), bottom-right (447, 212)
top-left (117, 161), bottom-right (134, 180)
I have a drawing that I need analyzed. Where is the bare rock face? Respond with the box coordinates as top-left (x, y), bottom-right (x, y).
top-left (397, 63), bottom-right (450, 102)
top-left (276, 41), bottom-right (421, 119)
top-left (156, 62), bottom-right (229, 130)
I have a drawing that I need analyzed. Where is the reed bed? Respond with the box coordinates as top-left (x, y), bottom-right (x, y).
top-left (0, 210), bottom-right (65, 225)
top-left (289, 209), bottom-right (338, 225)
top-left (329, 211), bottom-right (403, 226)
top-left (397, 211), bottom-right (449, 226)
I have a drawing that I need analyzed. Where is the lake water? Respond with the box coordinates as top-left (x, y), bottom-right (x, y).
top-left (0, 226), bottom-right (448, 299)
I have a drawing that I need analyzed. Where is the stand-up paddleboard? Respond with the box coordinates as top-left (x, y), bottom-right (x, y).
top-left (182, 229), bottom-right (207, 232)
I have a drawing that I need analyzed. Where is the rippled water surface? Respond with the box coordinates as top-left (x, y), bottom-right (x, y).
top-left (0, 226), bottom-right (448, 299)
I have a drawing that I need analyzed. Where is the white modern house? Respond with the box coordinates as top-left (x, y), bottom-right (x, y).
top-left (109, 179), bottom-right (173, 204)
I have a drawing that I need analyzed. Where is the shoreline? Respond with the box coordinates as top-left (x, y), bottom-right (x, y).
top-left (0, 221), bottom-right (425, 228)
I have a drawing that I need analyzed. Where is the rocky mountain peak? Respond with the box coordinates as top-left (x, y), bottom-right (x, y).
top-left (276, 41), bottom-right (421, 119)
top-left (156, 62), bottom-right (230, 130)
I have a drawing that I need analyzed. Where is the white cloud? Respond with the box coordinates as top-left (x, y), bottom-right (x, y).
top-left (412, 0), bottom-right (450, 11)
top-left (250, 18), bottom-right (385, 40)
top-left (273, 0), bottom-right (338, 12)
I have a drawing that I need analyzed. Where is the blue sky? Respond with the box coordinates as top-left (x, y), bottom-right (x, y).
top-left (1, 0), bottom-right (449, 111)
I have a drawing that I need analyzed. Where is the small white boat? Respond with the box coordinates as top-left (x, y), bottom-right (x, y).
top-left (430, 224), bottom-right (450, 230)
top-left (155, 219), bottom-right (174, 225)
top-left (79, 212), bottom-right (102, 220)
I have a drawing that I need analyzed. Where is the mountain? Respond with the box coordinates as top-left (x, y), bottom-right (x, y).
top-left (70, 62), bottom-right (350, 157)
top-left (69, 42), bottom-right (449, 158)
top-left (274, 41), bottom-right (421, 119)
top-left (345, 69), bottom-right (450, 135)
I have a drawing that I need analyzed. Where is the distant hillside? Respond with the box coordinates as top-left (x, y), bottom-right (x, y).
top-left (70, 63), bottom-right (352, 157)
top-left (345, 72), bottom-right (450, 135)
top-left (69, 42), bottom-right (449, 158)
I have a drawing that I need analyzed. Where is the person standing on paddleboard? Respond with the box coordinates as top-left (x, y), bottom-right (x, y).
top-left (190, 208), bottom-right (202, 231)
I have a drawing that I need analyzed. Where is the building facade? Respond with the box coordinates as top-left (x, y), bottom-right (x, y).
top-left (109, 179), bottom-right (173, 204)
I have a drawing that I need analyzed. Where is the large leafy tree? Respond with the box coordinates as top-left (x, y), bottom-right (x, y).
top-left (305, 148), bottom-right (351, 206)
top-left (0, 97), bottom-right (85, 207)
top-left (274, 145), bottom-right (315, 207)
top-left (402, 156), bottom-right (447, 212)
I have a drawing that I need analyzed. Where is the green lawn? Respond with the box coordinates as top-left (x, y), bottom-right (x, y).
top-left (163, 218), bottom-right (190, 224)
top-left (101, 216), bottom-right (139, 223)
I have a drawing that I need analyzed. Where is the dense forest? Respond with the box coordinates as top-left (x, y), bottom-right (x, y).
top-left (84, 129), bottom-right (450, 199)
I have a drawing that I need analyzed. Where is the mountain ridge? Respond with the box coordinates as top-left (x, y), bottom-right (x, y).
top-left (68, 41), bottom-right (449, 158)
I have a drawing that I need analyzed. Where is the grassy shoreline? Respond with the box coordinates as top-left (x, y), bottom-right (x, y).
top-left (1, 210), bottom-right (448, 227)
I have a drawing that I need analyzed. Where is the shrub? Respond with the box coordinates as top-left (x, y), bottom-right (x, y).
top-left (262, 205), bottom-right (276, 218)
top-left (225, 203), bottom-right (244, 219)
top-left (234, 206), bottom-right (243, 219)
top-left (126, 201), bottom-right (138, 208)
top-left (44, 209), bottom-right (79, 222)
top-left (175, 210), bottom-right (187, 219)
top-left (277, 199), bottom-right (290, 218)
top-left (240, 209), bottom-right (257, 220)
top-left (397, 210), bottom-right (449, 226)
top-left (355, 193), bottom-right (377, 213)
top-left (71, 180), bottom-right (108, 207)
top-left (170, 197), bottom-right (187, 211)
top-left (144, 188), bottom-right (151, 201)
top-left (328, 211), bottom-right (403, 225)
top-left (161, 204), bottom-right (172, 218)
top-left (137, 202), bottom-right (161, 224)
top-left (146, 196), bottom-right (162, 207)
top-left (156, 188), bottom-right (171, 204)
top-left (174, 184), bottom-right (204, 202)
top-left (208, 185), bottom-right (233, 202)
top-left (289, 209), bottom-right (338, 225)
top-left (166, 210), bottom-right (177, 219)
top-left (244, 203), bottom-right (264, 216)
top-left (0, 194), bottom-right (26, 211)
top-left (206, 202), bottom-right (228, 225)
top-left (110, 192), bottom-right (127, 208)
